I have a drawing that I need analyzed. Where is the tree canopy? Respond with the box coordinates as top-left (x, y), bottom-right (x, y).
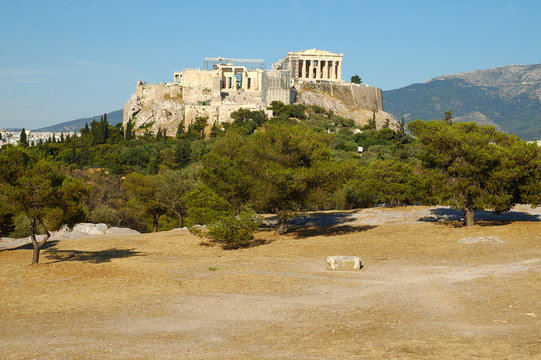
top-left (0, 147), bottom-right (87, 263)
top-left (409, 120), bottom-right (540, 225)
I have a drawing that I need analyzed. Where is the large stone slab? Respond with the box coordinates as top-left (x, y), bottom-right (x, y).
top-left (326, 256), bottom-right (362, 270)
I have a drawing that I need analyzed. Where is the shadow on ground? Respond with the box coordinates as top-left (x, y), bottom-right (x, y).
top-left (44, 248), bottom-right (144, 264)
top-left (262, 212), bottom-right (357, 229)
top-left (0, 240), bottom-right (59, 252)
top-left (419, 207), bottom-right (541, 225)
top-left (288, 225), bottom-right (377, 239)
top-left (293, 224), bottom-right (377, 239)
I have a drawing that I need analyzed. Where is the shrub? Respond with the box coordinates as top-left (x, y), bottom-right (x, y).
top-left (88, 205), bottom-right (120, 226)
top-left (9, 213), bottom-right (44, 239)
top-left (191, 208), bottom-right (262, 249)
top-left (184, 185), bottom-right (233, 226)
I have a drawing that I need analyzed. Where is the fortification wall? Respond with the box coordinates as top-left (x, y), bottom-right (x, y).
top-left (296, 82), bottom-right (383, 112)
top-left (262, 71), bottom-right (291, 106)
top-left (350, 84), bottom-right (383, 112)
top-left (135, 82), bottom-right (182, 108)
top-left (181, 70), bottom-right (221, 105)
top-left (295, 83), bottom-right (397, 130)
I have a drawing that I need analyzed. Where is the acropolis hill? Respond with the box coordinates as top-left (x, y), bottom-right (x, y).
top-left (123, 49), bottom-right (398, 135)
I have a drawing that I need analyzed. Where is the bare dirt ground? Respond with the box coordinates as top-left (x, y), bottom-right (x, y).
top-left (1, 206), bottom-right (540, 359)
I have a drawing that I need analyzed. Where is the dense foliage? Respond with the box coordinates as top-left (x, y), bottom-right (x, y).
top-left (1, 108), bottom-right (540, 256)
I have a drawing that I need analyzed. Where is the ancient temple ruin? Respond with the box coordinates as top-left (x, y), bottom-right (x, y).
top-left (123, 49), bottom-right (388, 136)
top-left (273, 49), bottom-right (344, 84)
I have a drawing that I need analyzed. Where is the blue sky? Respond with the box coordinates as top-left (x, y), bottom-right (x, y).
top-left (1, 0), bottom-right (540, 129)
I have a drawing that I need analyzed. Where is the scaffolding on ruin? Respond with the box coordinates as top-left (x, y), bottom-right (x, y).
top-left (204, 57), bottom-right (265, 71)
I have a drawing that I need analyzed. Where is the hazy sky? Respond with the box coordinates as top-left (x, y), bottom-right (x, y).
top-left (1, 0), bottom-right (540, 129)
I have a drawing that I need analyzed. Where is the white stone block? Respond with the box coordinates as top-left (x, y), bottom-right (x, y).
top-left (326, 256), bottom-right (362, 270)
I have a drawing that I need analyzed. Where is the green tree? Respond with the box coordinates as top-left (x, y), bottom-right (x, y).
top-left (343, 160), bottom-right (417, 208)
top-left (350, 74), bottom-right (362, 84)
top-left (183, 185), bottom-right (233, 226)
top-left (409, 120), bottom-right (540, 226)
top-left (155, 167), bottom-right (198, 228)
top-left (124, 173), bottom-right (167, 232)
top-left (202, 122), bottom-right (337, 234)
top-left (176, 121), bottom-right (185, 138)
top-left (174, 139), bottom-right (192, 168)
top-left (0, 148), bottom-right (88, 264)
top-left (19, 128), bottom-right (28, 147)
top-left (443, 110), bottom-right (453, 124)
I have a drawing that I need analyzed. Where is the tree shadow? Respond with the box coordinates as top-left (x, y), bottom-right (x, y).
top-left (0, 240), bottom-right (59, 252)
top-left (293, 225), bottom-right (377, 239)
top-left (261, 212), bottom-right (358, 229)
top-left (44, 247), bottom-right (144, 264)
top-left (419, 207), bottom-right (540, 226)
top-left (199, 238), bottom-right (273, 250)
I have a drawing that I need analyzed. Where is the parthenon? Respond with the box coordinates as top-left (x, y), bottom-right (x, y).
top-left (273, 49), bottom-right (344, 83)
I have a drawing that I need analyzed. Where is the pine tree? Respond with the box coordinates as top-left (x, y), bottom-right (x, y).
top-left (81, 123), bottom-right (90, 136)
top-left (19, 128), bottom-right (28, 147)
top-left (176, 121), bottom-right (185, 138)
top-left (443, 110), bottom-right (453, 124)
top-left (125, 120), bottom-right (134, 140)
top-left (368, 112), bottom-right (376, 129)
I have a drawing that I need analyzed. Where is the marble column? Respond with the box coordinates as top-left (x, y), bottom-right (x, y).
top-left (300, 59), bottom-right (305, 79)
top-left (337, 61), bottom-right (342, 81)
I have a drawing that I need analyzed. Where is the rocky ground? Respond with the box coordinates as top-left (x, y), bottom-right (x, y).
top-left (1, 206), bottom-right (540, 359)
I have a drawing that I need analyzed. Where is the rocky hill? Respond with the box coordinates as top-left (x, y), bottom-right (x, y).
top-left (295, 83), bottom-right (398, 130)
top-left (383, 64), bottom-right (541, 140)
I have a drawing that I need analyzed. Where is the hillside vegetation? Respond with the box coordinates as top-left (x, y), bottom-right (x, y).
top-left (1, 103), bottom-right (540, 261)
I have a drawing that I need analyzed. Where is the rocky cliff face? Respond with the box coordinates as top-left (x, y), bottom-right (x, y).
top-left (295, 83), bottom-right (399, 130)
top-left (384, 63), bottom-right (541, 140)
top-left (123, 80), bottom-right (399, 135)
top-left (123, 91), bottom-right (184, 137)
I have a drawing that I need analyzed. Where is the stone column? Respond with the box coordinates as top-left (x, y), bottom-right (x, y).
top-left (315, 60), bottom-right (320, 79)
top-left (310, 59), bottom-right (315, 79)
top-left (337, 61), bottom-right (342, 81)
top-left (241, 71), bottom-right (247, 90)
top-left (300, 59), bottom-right (305, 79)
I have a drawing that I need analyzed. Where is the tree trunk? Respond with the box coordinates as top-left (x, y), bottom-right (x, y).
top-left (31, 237), bottom-right (41, 265)
top-left (152, 217), bottom-right (159, 233)
top-left (174, 211), bottom-right (183, 228)
top-left (30, 218), bottom-right (50, 265)
top-left (463, 203), bottom-right (475, 226)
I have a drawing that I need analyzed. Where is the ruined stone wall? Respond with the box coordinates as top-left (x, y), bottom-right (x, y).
top-left (261, 71), bottom-right (291, 106)
top-left (181, 70), bottom-right (221, 105)
top-left (135, 83), bottom-right (182, 108)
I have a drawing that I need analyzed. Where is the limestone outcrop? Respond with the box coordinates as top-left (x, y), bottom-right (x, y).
top-left (295, 83), bottom-right (399, 130)
top-left (123, 83), bottom-right (185, 137)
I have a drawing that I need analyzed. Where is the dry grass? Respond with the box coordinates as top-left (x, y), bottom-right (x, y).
top-left (1, 206), bottom-right (540, 359)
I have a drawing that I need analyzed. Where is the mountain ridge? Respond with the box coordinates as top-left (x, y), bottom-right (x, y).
top-left (383, 63), bottom-right (541, 140)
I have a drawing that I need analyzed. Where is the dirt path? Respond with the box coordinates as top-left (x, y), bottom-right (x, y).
top-left (1, 207), bottom-right (540, 359)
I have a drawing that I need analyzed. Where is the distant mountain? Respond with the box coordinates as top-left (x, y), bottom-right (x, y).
top-left (32, 109), bottom-right (123, 132)
top-left (383, 64), bottom-right (541, 140)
